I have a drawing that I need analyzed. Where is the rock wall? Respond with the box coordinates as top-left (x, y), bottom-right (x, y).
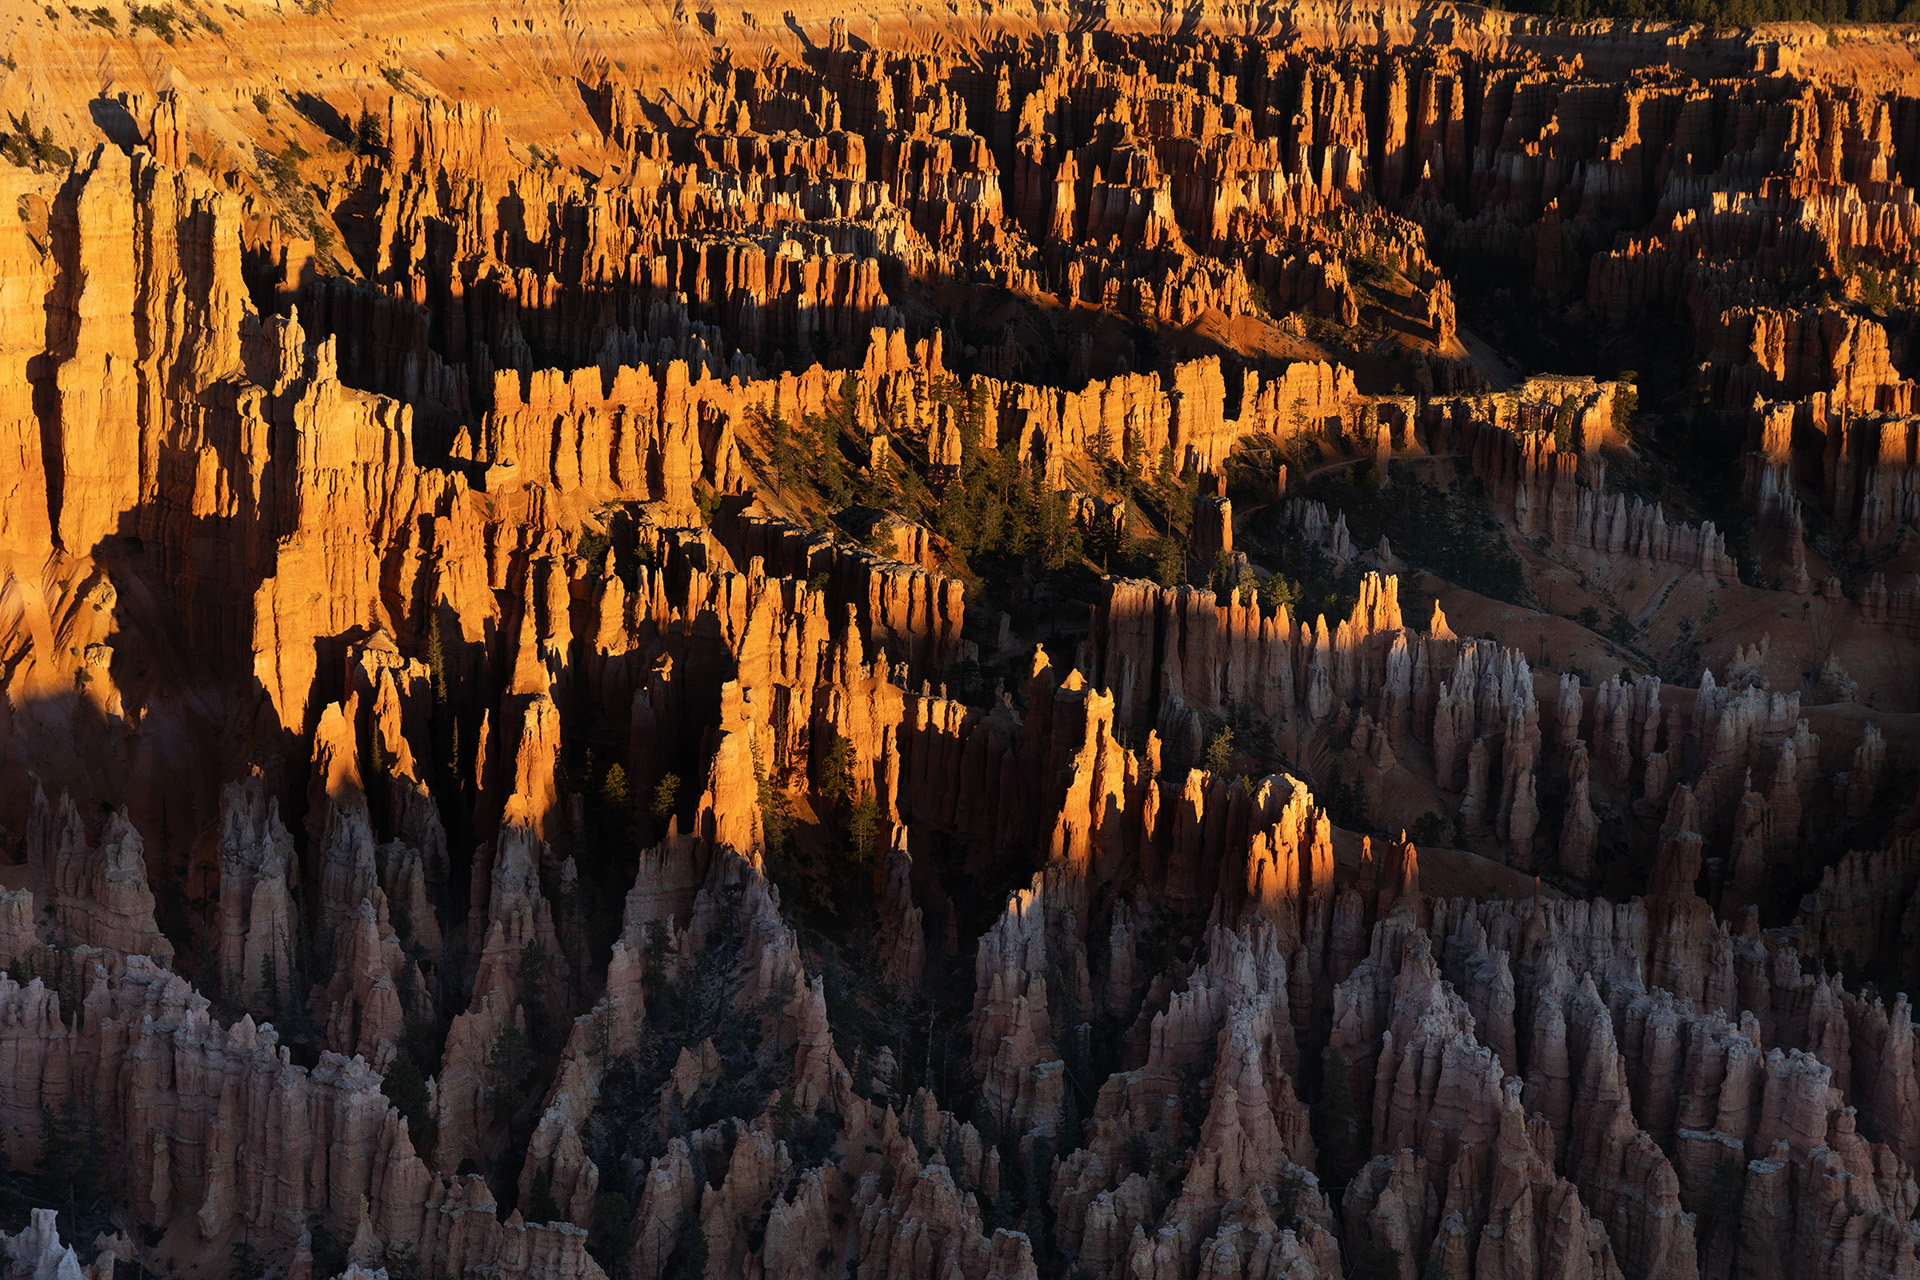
top-left (3, 12), bottom-right (1920, 1280)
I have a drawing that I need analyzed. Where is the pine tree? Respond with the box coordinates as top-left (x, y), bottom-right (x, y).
top-left (819, 736), bottom-right (855, 810)
top-left (1312, 1045), bottom-right (1363, 1185)
top-left (599, 764), bottom-right (632, 834)
top-left (354, 108), bottom-right (384, 156)
top-left (427, 613), bottom-right (448, 703)
top-left (258, 934), bottom-right (278, 1015)
top-left (848, 788), bottom-right (882, 860)
top-left (1201, 727), bottom-right (1235, 776)
top-left (524, 1168), bottom-right (561, 1223)
top-left (650, 773), bottom-right (681, 823)
top-left (486, 1025), bottom-right (536, 1114)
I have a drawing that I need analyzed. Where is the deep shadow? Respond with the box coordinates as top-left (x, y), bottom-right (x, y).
top-left (289, 90), bottom-right (354, 145)
top-left (1068, 0), bottom-right (1110, 33)
top-left (783, 10), bottom-right (820, 53)
top-left (85, 98), bottom-right (142, 154)
top-left (575, 76), bottom-right (613, 139)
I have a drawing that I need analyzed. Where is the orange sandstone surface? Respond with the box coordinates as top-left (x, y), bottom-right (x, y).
top-left (0, 3), bottom-right (1915, 1279)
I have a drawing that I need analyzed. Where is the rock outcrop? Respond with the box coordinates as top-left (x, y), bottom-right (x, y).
top-left (5, 11), bottom-right (1920, 1280)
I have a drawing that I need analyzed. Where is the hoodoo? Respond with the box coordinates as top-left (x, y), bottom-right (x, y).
top-left (0, 0), bottom-right (1917, 1276)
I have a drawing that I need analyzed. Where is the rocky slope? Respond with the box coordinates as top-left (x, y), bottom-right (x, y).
top-left (0, 3), bottom-right (1914, 1279)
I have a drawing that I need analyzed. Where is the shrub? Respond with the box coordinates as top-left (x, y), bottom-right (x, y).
top-left (129, 4), bottom-right (177, 40)
top-left (69, 5), bottom-right (116, 31)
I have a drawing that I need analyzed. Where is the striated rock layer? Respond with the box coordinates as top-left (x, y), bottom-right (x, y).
top-left (1, 7), bottom-right (1920, 1280)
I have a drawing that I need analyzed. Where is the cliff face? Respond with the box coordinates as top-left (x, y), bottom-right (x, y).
top-left (4, 5), bottom-right (1920, 1280)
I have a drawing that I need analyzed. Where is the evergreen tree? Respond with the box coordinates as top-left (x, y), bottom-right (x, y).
top-left (818, 736), bottom-right (855, 810)
top-left (524, 1168), bottom-right (561, 1223)
top-left (353, 108), bottom-right (384, 156)
top-left (486, 1025), bottom-right (536, 1114)
top-left (1312, 1046), bottom-right (1364, 1186)
top-left (1201, 727), bottom-right (1236, 776)
top-left (650, 773), bottom-right (681, 823)
top-left (427, 613), bottom-right (448, 703)
top-left (848, 788), bottom-right (883, 860)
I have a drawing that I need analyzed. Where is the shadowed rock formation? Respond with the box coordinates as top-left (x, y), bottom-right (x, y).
top-left (0, 5), bottom-right (1919, 1279)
